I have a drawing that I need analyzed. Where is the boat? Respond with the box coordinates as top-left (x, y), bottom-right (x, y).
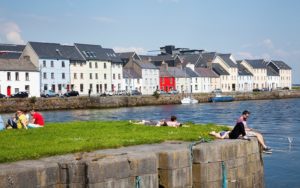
top-left (181, 96), bottom-right (198, 104)
top-left (209, 93), bottom-right (234, 102)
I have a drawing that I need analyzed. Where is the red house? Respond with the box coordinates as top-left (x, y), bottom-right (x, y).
top-left (159, 66), bottom-right (175, 92)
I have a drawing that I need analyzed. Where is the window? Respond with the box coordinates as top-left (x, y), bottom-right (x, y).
top-left (95, 73), bottom-right (98, 79)
top-left (25, 72), bottom-right (29, 81)
top-left (7, 72), bottom-right (11, 80)
top-left (90, 84), bottom-right (93, 90)
top-left (58, 84), bottom-right (62, 91)
top-left (104, 63), bottom-right (107, 69)
top-left (62, 73), bottom-right (65, 79)
top-left (104, 74), bottom-right (107, 80)
top-left (90, 73), bottom-right (92, 79)
top-left (89, 62), bottom-right (92, 68)
top-left (74, 73), bottom-right (77, 79)
top-left (62, 61), bottom-right (65, 67)
top-left (44, 84), bottom-right (48, 91)
top-left (113, 74), bottom-right (115, 79)
top-left (43, 61), bottom-right (46, 67)
top-left (80, 73), bottom-right (84, 79)
top-left (80, 63), bottom-right (83, 67)
top-left (51, 61), bottom-right (54, 67)
top-left (51, 73), bottom-right (54, 79)
top-left (25, 85), bottom-right (30, 92)
top-left (118, 74), bottom-right (121, 79)
top-left (80, 84), bottom-right (84, 92)
top-left (95, 62), bottom-right (98, 68)
top-left (15, 72), bottom-right (19, 81)
top-left (15, 88), bottom-right (19, 93)
top-left (43, 72), bottom-right (47, 79)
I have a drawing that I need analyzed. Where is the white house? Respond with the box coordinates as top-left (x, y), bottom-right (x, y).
top-left (267, 60), bottom-right (292, 89)
top-left (124, 59), bottom-right (159, 95)
top-left (266, 66), bottom-right (280, 90)
top-left (0, 58), bottom-right (40, 97)
top-left (21, 42), bottom-right (71, 95)
top-left (194, 67), bottom-right (220, 93)
top-left (123, 68), bottom-right (142, 92)
top-left (237, 61), bottom-right (253, 92)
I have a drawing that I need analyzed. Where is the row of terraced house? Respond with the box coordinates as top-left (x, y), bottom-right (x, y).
top-left (0, 43), bottom-right (292, 97)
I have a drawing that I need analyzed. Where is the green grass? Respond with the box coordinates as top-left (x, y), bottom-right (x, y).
top-left (292, 86), bottom-right (300, 90)
top-left (0, 121), bottom-right (229, 163)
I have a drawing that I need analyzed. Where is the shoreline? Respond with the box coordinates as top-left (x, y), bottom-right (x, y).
top-left (0, 90), bottom-right (299, 113)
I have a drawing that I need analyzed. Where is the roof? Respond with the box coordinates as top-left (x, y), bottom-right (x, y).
top-left (237, 63), bottom-right (253, 76)
top-left (0, 58), bottom-right (38, 71)
top-left (266, 66), bottom-right (279, 76)
top-left (167, 67), bottom-right (187, 78)
top-left (180, 54), bottom-right (205, 67)
top-left (60, 45), bottom-right (85, 61)
top-left (134, 59), bottom-right (158, 69)
top-left (123, 68), bottom-right (141, 79)
top-left (185, 67), bottom-right (199, 77)
top-left (194, 67), bottom-right (219, 78)
top-left (103, 48), bottom-right (122, 63)
top-left (212, 63), bottom-right (230, 75)
top-left (0, 44), bottom-right (25, 52)
top-left (271, 60), bottom-right (291, 70)
top-left (0, 44), bottom-right (25, 59)
top-left (159, 67), bottom-right (173, 77)
top-left (218, 54), bottom-right (237, 67)
top-left (244, 59), bottom-right (267, 69)
top-left (29, 42), bottom-right (66, 59)
top-left (117, 52), bottom-right (135, 59)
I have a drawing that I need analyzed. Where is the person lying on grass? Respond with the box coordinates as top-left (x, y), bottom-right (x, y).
top-left (130, 115), bottom-right (183, 128)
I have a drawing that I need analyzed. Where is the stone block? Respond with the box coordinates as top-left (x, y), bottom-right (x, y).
top-left (193, 143), bottom-right (222, 163)
top-left (193, 162), bottom-right (222, 183)
top-left (159, 166), bottom-right (192, 188)
top-left (86, 156), bottom-right (131, 184)
top-left (158, 149), bottom-right (191, 170)
top-left (193, 180), bottom-right (222, 188)
top-left (239, 176), bottom-right (253, 188)
top-left (127, 153), bottom-right (157, 176)
top-left (58, 161), bottom-right (86, 186)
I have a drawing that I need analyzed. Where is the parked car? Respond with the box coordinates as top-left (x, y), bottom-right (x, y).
top-left (157, 90), bottom-right (168, 95)
top-left (283, 87), bottom-right (290, 90)
top-left (252, 88), bottom-right (261, 92)
top-left (131, 90), bottom-right (142, 95)
top-left (0, 93), bottom-right (7, 98)
top-left (261, 88), bottom-right (269, 92)
top-left (10, 91), bottom-right (29, 98)
top-left (168, 90), bottom-right (179, 94)
top-left (41, 90), bottom-right (59, 98)
top-left (212, 89), bottom-right (222, 93)
top-left (64, 90), bottom-right (79, 97)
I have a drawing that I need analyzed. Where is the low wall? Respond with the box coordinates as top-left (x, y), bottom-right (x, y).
top-left (0, 90), bottom-right (299, 113)
top-left (0, 139), bottom-right (264, 188)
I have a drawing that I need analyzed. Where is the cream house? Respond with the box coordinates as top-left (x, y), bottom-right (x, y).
top-left (237, 61), bottom-right (253, 92)
top-left (268, 60), bottom-right (292, 89)
top-left (240, 59), bottom-right (268, 90)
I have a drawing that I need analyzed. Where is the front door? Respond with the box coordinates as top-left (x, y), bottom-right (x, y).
top-left (7, 86), bottom-right (11, 96)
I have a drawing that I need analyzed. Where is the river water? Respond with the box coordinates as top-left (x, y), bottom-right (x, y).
top-left (2, 98), bottom-right (300, 187)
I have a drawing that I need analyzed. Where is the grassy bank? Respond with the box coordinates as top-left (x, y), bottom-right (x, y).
top-left (0, 121), bottom-right (228, 163)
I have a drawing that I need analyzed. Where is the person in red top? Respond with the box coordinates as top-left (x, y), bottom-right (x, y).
top-left (27, 110), bottom-right (45, 128)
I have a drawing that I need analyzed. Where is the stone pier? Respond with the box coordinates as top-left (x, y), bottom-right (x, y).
top-left (0, 139), bottom-right (264, 188)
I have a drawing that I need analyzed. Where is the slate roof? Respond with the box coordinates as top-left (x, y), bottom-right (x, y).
top-left (244, 59), bottom-right (267, 69)
top-left (140, 54), bottom-right (178, 66)
top-left (271, 60), bottom-right (291, 70)
top-left (194, 67), bottom-right (220, 78)
top-left (266, 66), bottom-right (279, 76)
top-left (0, 58), bottom-right (38, 71)
top-left (212, 63), bottom-right (230, 75)
top-left (29, 42), bottom-right (66, 59)
top-left (117, 52), bottom-right (135, 59)
top-left (237, 63), bottom-right (253, 76)
top-left (134, 59), bottom-right (158, 69)
top-left (60, 45), bottom-right (85, 61)
top-left (185, 67), bottom-right (199, 77)
top-left (123, 68), bottom-right (141, 79)
top-left (103, 48), bottom-right (122, 63)
top-left (0, 44), bottom-right (25, 59)
top-left (218, 54), bottom-right (237, 67)
top-left (180, 54), bottom-right (205, 67)
top-left (159, 67), bottom-right (173, 77)
top-left (167, 67), bottom-right (187, 78)
top-left (0, 44), bottom-right (25, 52)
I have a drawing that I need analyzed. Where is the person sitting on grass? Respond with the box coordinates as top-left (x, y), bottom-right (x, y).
top-left (16, 110), bottom-right (28, 129)
top-left (130, 115), bottom-right (182, 127)
top-left (27, 109), bottom-right (45, 128)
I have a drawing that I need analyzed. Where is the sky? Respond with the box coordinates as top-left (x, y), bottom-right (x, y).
top-left (0, 0), bottom-right (299, 83)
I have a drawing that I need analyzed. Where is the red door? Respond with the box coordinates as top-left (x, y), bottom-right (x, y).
top-left (7, 86), bottom-right (11, 96)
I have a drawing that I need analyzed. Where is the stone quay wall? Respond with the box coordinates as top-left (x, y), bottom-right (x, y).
top-left (0, 90), bottom-right (299, 113)
top-left (0, 139), bottom-right (264, 188)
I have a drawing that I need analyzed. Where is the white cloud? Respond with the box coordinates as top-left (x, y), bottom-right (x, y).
top-left (113, 46), bottom-right (147, 54)
top-left (0, 21), bottom-right (25, 44)
top-left (91, 16), bottom-right (115, 23)
top-left (262, 38), bottom-right (274, 49)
